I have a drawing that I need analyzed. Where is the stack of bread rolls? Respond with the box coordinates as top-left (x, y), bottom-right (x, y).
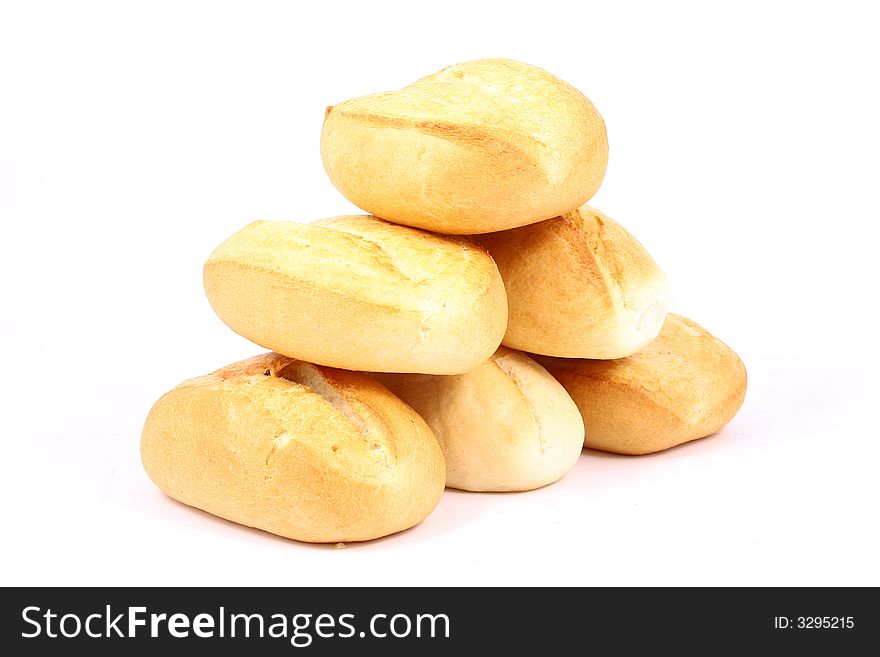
top-left (142, 58), bottom-right (746, 543)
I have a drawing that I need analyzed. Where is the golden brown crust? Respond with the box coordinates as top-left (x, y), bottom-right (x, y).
top-left (475, 205), bottom-right (671, 359)
top-left (320, 58), bottom-right (608, 234)
top-left (374, 347), bottom-right (584, 491)
top-left (141, 353), bottom-right (446, 543)
top-left (203, 216), bottom-right (508, 374)
top-left (536, 314), bottom-right (747, 454)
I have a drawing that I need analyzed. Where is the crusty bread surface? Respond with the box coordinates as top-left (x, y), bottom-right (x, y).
top-left (204, 215), bottom-right (508, 374)
top-left (375, 347), bottom-right (584, 492)
top-left (321, 58), bottom-right (608, 234)
top-left (476, 204), bottom-right (671, 359)
top-left (141, 353), bottom-right (446, 542)
top-left (536, 314), bottom-right (747, 455)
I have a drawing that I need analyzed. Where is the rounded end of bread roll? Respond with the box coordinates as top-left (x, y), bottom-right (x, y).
top-left (320, 58), bottom-right (608, 234)
top-left (537, 314), bottom-right (747, 454)
top-left (375, 347), bottom-right (584, 492)
top-left (203, 216), bottom-right (508, 374)
top-left (476, 204), bottom-right (672, 359)
top-left (141, 353), bottom-right (446, 543)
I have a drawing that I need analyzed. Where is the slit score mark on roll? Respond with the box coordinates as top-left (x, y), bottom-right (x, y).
top-left (265, 432), bottom-right (292, 466)
top-left (275, 359), bottom-right (395, 467)
top-left (492, 351), bottom-right (546, 456)
top-left (213, 354), bottom-right (386, 465)
top-left (277, 362), bottom-right (370, 438)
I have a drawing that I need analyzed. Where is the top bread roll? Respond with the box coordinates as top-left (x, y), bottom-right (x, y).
top-left (321, 58), bottom-right (608, 234)
top-left (476, 205), bottom-right (671, 359)
top-left (204, 215), bottom-right (508, 374)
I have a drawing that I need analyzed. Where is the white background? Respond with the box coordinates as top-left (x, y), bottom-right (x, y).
top-left (3, 0), bottom-right (878, 586)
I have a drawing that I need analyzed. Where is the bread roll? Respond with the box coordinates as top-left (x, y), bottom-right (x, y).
top-left (475, 204), bottom-right (671, 359)
top-left (204, 215), bottom-right (508, 374)
top-left (321, 58), bottom-right (608, 235)
top-left (141, 353), bottom-right (445, 543)
top-left (536, 314), bottom-right (747, 455)
top-left (374, 347), bottom-right (584, 492)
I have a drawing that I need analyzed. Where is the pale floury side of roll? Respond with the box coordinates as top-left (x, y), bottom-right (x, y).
top-left (321, 58), bottom-right (608, 235)
top-left (536, 314), bottom-right (747, 455)
top-left (204, 215), bottom-right (508, 374)
top-left (476, 204), bottom-right (671, 359)
top-left (374, 347), bottom-right (585, 492)
top-left (141, 353), bottom-right (446, 543)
